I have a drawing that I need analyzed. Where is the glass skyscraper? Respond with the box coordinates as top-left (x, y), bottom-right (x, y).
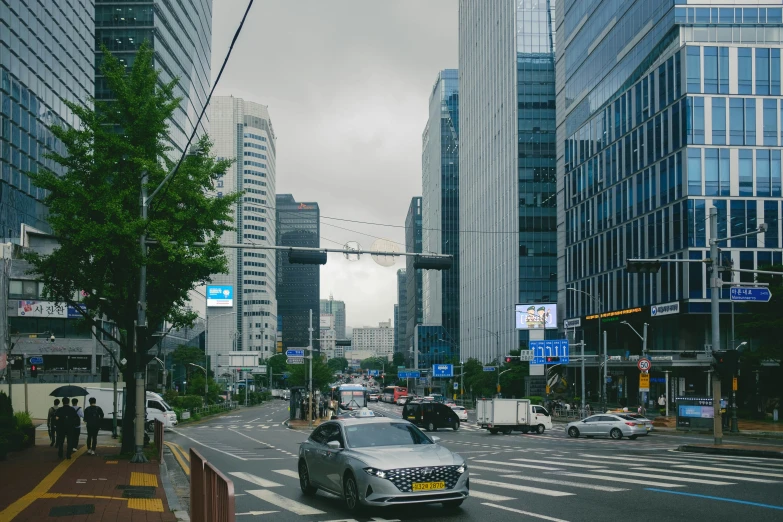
top-left (320, 297), bottom-right (346, 339)
top-left (276, 194), bottom-right (320, 352)
top-left (395, 268), bottom-right (407, 355)
top-left (206, 96), bottom-right (277, 375)
top-left (404, 197), bottom-right (422, 362)
top-left (422, 69), bottom-right (461, 351)
top-left (458, 1), bottom-right (557, 363)
top-left (557, 1), bottom-right (783, 403)
top-left (1, 0), bottom-right (95, 238)
top-left (94, 1), bottom-right (212, 154)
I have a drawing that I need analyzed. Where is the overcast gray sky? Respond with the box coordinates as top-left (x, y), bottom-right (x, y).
top-left (211, 1), bottom-right (458, 330)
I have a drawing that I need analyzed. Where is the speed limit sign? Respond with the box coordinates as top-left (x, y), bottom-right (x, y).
top-left (637, 358), bottom-right (652, 372)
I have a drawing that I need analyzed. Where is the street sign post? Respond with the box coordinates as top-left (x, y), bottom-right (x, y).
top-left (482, 366), bottom-right (496, 372)
top-left (639, 372), bottom-right (650, 392)
top-left (285, 349), bottom-right (305, 357)
top-left (637, 358), bottom-right (652, 372)
top-left (453, 382), bottom-right (458, 390)
top-left (518, 350), bottom-right (534, 362)
top-left (730, 287), bottom-right (772, 302)
top-left (398, 371), bottom-right (421, 379)
top-left (530, 340), bottom-right (570, 364)
top-left (287, 357), bottom-right (304, 365)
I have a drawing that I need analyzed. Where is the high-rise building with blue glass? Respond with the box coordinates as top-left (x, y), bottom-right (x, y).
top-left (1, 0), bottom-right (95, 238)
top-left (94, 1), bottom-right (212, 154)
top-left (394, 268), bottom-right (407, 355)
top-left (422, 69), bottom-right (460, 352)
top-left (458, 1), bottom-right (558, 363)
top-left (405, 197), bottom-right (422, 361)
top-left (557, 1), bottom-right (783, 404)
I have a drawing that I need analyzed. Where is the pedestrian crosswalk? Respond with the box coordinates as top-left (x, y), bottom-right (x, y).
top-left (194, 424), bottom-right (282, 430)
top-left (221, 450), bottom-right (783, 519)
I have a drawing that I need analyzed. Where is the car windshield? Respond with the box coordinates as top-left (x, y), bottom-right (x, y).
top-left (340, 391), bottom-right (366, 409)
top-left (345, 422), bottom-right (433, 448)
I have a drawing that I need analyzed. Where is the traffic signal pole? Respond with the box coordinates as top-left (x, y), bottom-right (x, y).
top-left (709, 207), bottom-right (723, 444)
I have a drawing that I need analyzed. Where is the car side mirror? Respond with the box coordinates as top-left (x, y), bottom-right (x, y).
top-left (327, 440), bottom-right (342, 450)
top-left (431, 436), bottom-right (441, 443)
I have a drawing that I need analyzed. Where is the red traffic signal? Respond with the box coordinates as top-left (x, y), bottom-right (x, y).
top-left (546, 356), bottom-right (561, 363)
top-left (30, 365), bottom-right (38, 377)
top-left (504, 356), bottom-right (513, 363)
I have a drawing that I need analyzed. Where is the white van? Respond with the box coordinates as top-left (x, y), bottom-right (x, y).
top-left (85, 387), bottom-right (178, 431)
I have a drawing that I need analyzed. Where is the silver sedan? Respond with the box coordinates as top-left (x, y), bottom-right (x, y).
top-left (298, 410), bottom-right (469, 513)
top-left (566, 413), bottom-right (649, 440)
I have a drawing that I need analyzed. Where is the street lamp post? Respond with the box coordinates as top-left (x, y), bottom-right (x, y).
top-left (567, 288), bottom-right (604, 411)
top-left (621, 321), bottom-right (650, 407)
top-left (731, 342), bottom-right (746, 433)
top-left (188, 363), bottom-right (208, 404)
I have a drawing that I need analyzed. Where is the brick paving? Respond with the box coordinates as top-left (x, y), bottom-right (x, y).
top-left (0, 430), bottom-right (177, 522)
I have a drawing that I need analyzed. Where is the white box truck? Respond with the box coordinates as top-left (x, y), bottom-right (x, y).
top-left (476, 398), bottom-right (553, 434)
top-left (85, 387), bottom-right (178, 432)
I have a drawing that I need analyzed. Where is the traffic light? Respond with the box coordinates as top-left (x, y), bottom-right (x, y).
top-left (30, 365), bottom-right (38, 378)
top-left (413, 255), bottom-right (453, 271)
top-left (679, 351), bottom-right (698, 359)
top-left (288, 250), bottom-right (327, 265)
top-left (504, 356), bottom-right (513, 363)
top-left (545, 356), bottom-right (561, 363)
top-left (335, 340), bottom-right (352, 347)
top-left (713, 350), bottom-right (739, 377)
top-left (626, 260), bottom-right (662, 273)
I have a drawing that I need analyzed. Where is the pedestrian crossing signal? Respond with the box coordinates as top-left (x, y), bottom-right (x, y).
top-left (30, 365), bottom-right (38, 377)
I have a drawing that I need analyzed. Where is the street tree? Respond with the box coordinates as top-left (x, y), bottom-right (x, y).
top-left (25, 44), bottom-right (240, 454)
top-left (266, 354), bottom-right (288, 387)
top-left (171, 345), bottom-right (211, 376)
top-left (392, 352), bottom-right (405, 367)
top-left (287, 356), bottom-right (334, 392)
top-left (327, 357), bottom-right (348, 373)
top-left (736, 265), bottom-right (783, 361)
top-left (360, 357), bottom-right (387, 370)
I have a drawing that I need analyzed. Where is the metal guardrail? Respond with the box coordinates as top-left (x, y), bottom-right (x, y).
top-left (190, 401), bottom-right (238, 417)
top-left (553, 407), bottom-right (592, 420)
top-left (190, 447), bottom-right (235, 522)
top-left (154, 419), bottom-right (164, 462)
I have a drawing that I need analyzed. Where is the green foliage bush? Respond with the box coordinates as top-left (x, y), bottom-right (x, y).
top-left (14, 411), bottom-right (33, 428)
top-left (0, 392), bottom-right (12, 417)
top-left (169, 395), bottom-right (204, 410)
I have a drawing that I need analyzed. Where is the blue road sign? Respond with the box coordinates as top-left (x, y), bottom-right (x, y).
top-left (29, 356), bottom-right (43, 365)
top-left (730, 286), bottom-right (772, 302)
top-left (432, 364), bottom-right (454, 378)
top-left (367, 369), bottom-right (380, 376)
top-left (530, 340), bottom-right (570, 364)
top-left (483, 366), bottom-right (497, 372)
top-left (398, 371), bottom-right (421, 379)
top-left (285, 349), bottom-right (305, 357)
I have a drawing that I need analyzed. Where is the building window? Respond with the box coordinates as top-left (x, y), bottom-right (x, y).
top-left (739, 149), bottom-right (754, 197)
top-left (729, 98), bottom-right (744, 145)
top-left (719, 47), bottom-right (729, 94)
top-left (738, 48), bottom-right (753, 95)
top-left (712, 98), bottom-right (726, 145)
top-left (686, 47), bottom-right (701, 93)
top-left (704, 47), bottom-right (718, 94)
top-left (764, 201), bottom-right (779, 248)
top-left (687, 148), bottom-right (702, 196)
top-left (763, 99), bottom-right (778, 146)
top-left (757, 48), bottom-right (770, 96)
top-left (745, 98), bottom-right (756, 145)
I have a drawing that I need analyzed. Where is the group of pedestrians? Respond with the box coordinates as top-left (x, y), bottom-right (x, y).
top-left (46, 397), bottom-right (104, 459)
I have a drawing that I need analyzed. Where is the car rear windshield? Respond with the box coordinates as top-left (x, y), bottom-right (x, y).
top-left (345, 422), bottom-right (433, 448)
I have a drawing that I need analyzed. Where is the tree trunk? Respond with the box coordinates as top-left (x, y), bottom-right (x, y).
top-left (120, 338), bottom-right (137, 454)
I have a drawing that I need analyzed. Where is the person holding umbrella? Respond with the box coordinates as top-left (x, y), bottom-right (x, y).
top-left (55, 397), bottom-right (78, 459)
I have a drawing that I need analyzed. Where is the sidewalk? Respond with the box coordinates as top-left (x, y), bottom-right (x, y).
top-left (0, 424), bottom-right (177, 521)
top-left (678, 443), bottom-right (783, 459)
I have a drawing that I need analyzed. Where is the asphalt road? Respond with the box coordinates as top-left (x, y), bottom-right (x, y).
top-left (168, 401), bottom-right (783, 522)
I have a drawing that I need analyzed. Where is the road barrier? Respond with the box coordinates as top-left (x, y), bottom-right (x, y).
top-left (190, 447), bottom-right (235, 522)
top-left (154, 419), bottom-right (164, 462)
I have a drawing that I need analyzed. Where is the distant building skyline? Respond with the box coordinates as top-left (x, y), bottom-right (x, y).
top-left (320, 296), bottom-right (346, 339)
top-left (404, 197), bottom-right (423, 358)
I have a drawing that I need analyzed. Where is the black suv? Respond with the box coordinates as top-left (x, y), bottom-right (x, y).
top-left (402, 400), bottom-right (460, 431)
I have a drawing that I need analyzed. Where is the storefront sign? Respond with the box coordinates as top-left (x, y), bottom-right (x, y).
top-left (651, 301), bottom-right (680, 317)
top-left (18, 301), bottom-right (86, 319)
top-left (586, 307), bottom-right (642, 320)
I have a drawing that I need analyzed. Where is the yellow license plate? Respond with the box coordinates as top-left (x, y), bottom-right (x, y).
top-left (412, 481), bottom-right (446, 491)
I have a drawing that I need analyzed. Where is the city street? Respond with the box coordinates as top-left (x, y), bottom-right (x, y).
top-left (167, 401), bottom-right (783, 522)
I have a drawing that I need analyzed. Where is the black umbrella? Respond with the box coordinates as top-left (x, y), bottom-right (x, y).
top-left (50, 385), bottom-right (88, 397)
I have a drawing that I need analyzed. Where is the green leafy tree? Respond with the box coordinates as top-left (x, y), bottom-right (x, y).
top-left (188, 374), bottom-right (222, 404)
top-left (266, 354), bottom-right (288, 387)
top-left (360, 357), bottom-right (387, 370)
top-left (287, 356), bottom-right (334, 392)
top-left (499, 350), bottom-right (529, 398)
top-left (736, 265), bottom-right (783, 361)
top-left (327, 357), bottom-right (348, 373)
top-left (171, 345), bottom-right (212, 377)
top-left (392, 352), bottom-right (405, 367)
top-left (462, 358), bottom-right (496, 398)
top-left (24, 44), bottom-right (240, 453)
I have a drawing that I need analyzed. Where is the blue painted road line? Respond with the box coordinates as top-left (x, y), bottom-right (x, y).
top-left (646, 488), bottom-right (783, 511)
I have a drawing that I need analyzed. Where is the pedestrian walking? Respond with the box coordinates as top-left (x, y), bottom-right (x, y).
top-left (71, 398), bottom-right (84, 451)
top-left (55, 397), bottom-right (78, 459)
top-left (83, 397), bottom-right (104, 455)
top-left (47, 399), bottom-right (60, 447)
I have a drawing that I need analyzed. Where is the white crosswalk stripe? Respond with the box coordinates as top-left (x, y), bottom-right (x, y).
top-left (631, 466), bottom-right (780, 483)
top-left (590, 469), bottom-right (735, 485)
top-left (559, 472), bottom-right (685, 488)
top-left (474, 459), bottom-right (570, 471)
top-left (511, 457), bottom-right (606, 469)
top-left (228, 472), bottom-right (283, 488)
top-left (674, 464), bottom-right (783, 478)
top-left (272, 469), bottom-right (300, 479)
top-left (470, 478), bottom-right (575, 497)
top-left (469, 490), bottom-right (516, 501)
top-left (246, 489), bottom-right (326, 515)
top-left (498, 474), bottom-right (628, 492)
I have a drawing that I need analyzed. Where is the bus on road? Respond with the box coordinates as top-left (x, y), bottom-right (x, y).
top-left (331, 384), bottom-right (368, 411)
top-left (382, 386), bottom-right (408, 403)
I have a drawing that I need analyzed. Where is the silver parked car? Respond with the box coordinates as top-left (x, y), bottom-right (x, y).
top-left (565, 413), bottom-right (649, 440)
top-left (298, 409), bottom-right (469, 513)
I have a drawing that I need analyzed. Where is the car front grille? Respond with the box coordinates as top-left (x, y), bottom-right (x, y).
top-left (385, 465), bottom-right (462, 492)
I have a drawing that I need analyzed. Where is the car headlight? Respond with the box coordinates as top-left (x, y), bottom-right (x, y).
top-left (457, 463), bottom-right (467, 474)
top-left (363, 467), bottom-right (387, 479)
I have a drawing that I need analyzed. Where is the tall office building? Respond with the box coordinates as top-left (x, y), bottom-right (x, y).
top-left (352, 321), bottom-right (394, 361)
top-left (422, 69), bottom-right (461, 350)
top-left (557, 2), bottom-right (783, 403)
top-left (320, 296), bottom-right (346, 339)
top-left (458, 1), bottom-right (558, 362)
top-left (206, 96), bottom-right (277, 375)
top-left (394, 268), bottom-right (407, 354)
top-left (404, 198), bottom-right (423, 361)
top-left (94, 1), bottom-right (211, 154)
top-left (277, 194), bottom-right (320, 352)
top-left (1, 0), bottom-right (95, 238)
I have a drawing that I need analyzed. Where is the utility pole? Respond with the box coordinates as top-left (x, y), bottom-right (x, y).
top-left (308, 309), bottom-right (314, 429)
top-left (709, 206), bottom-right (723, 445)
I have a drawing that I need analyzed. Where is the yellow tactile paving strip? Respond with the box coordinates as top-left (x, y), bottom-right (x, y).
top-left (130, 472), bottom-right (159, 487)
top-left (37, 493), bottom-right (163, 512)
top-left (164, 441), bottom-right (191, 475)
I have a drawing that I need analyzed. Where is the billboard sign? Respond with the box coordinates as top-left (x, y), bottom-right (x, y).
top-left (206, 285), bottom-right (233, 307)
top-left (515, 303), bottom-right (557, 330)
top-left (320, 314), bottom-right (333, 329)
top-left (18, 301), bottom-right (86, 319)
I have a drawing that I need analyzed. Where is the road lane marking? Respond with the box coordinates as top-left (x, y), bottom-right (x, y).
top-left (511, 458), bottom-right (604, 469)
top-left (674, 465), bottom-right (783, 478)
top-left (499, 474), bottom-right (628, 492)
top-left (482, 502), bottom-right (570, 521)
top-left (469, 490), bottom-right (515, 501)
top-left (632, 467), bottom-right (779, 483)
top-left (676, 454), bottom-right (783, 466)
top-left (578, 454), bottom-right (685, 465)
top-left (645, 488), bottom-right (783, 510)
top-left (474, 459), bottom-right (564, 471)
top-left (591, 469), bottom-right (734, 485)
top-left (674, 458), bottom-right (783, 471)
top-left (228, 472), bottom-right (283, 488)
top-left (246, 489), bottom-right (326, 515)
top-left (469, 478), bottom-right (574, 497)
top-left (560, 472), bottom-right (685, 488)
top-left (272, 469), bottom-right (300, 479)
top-left (236, 511), bottom-right (279, 516)
top-left (169, 429), bottom-right (248, 461)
